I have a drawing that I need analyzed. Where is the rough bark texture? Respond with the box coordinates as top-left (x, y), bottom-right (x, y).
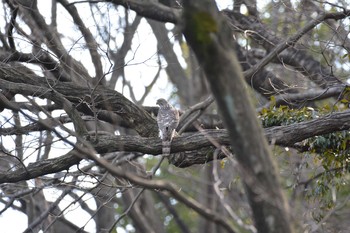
top-left (2, 106), bottom-right (350, 183)
top-left (0, 64), bottom-right (158, 137)
top-left (182, 1), bottom-right (293, 232)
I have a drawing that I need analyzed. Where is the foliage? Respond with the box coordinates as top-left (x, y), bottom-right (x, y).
top-left (260, 103), bottom-right (350, 222)
top-left (260, 104), bottom-right (350, 168)
top-left (259, 105), bottom-right (316, 127)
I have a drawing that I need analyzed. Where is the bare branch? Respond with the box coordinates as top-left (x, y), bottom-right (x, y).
top-left (0, 64), bottom-right (157, 137)
top-left (178, 95), bottom-right (215, 134)
top-left (23, 187), bottom-right (73, 233)
top-left (242, 10), bottom-right (350, 79)
top-left (2, 109), bottom-right (350, 183)
top-left (58, 0), bottom-right (104, 81)
top-left (224, 11), bottom-right (344, 88)
top-left (6, 6), bottom-right (18, 50)
top-left (108, 0), bottom-right (180, 24)
top-left (258, 86), bottom-right (343, 110)
top-left (80, 143), bottom-right (238, 233)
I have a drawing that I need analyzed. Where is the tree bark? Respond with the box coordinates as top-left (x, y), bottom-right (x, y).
top-left (182, 1), bottom-right (293, 232)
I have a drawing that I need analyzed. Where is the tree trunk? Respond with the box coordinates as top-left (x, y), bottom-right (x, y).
top-left (182, 1), bottom-right (294, 232)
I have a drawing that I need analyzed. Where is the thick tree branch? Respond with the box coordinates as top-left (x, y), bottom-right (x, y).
top-left (182, 1), bottom-right (293, 232)
top-left (242, 10), bottom-right (350, 79)
top-left (234, 42), bottom-right (298, 98)
top-left (265, 110), bottom-right (350, 146)
top-left (0, 50), bottom-right (71, 81)
top-left (258, 86), bottom-right (343, 110)
top-left (2, 104), bottom-right (350, 184)
top-left (0, 63), bottom-right (157, 137)
top-left (79, 142), bottom-right (239, 233)
top-left (0, 137), bottom-right (238, 233)
top-left (7, 6), bottom-right (18, 50)
top-left (223, 11), bottom-right (345, 88)
top-left (108, 0), bottom-right (180, 24)
top-left (0, 150), bottom-right (81, 184)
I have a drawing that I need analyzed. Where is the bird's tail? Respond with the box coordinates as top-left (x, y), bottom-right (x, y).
top-left (162, 140), bottom-right (171, 156)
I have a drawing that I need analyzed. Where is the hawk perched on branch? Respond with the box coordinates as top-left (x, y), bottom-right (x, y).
top-left (156, 98), bottom-right (179, 156)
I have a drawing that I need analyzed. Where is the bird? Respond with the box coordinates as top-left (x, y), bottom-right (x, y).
top-left (156, 98), bottom-right (180, 156)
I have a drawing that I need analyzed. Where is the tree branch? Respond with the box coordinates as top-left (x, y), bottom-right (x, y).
top-left (0, 63), bottom-right (157, 137)
top-left (242, 10), bottom-right (350, 79)
top-left (58, 0), bottom-right (104, 81)
top-left (223, 11), bottom-right (345, 88)
top-left (7, 6), bottom-right (18, 50)
top-left (257, 86), bottom-right (343, 110)
top-left (108, 0), bottom-right (180, 24)
top-left (2, 108), bottom-right (350, 183)
top-left (79, 141), bottom-right (239, 233)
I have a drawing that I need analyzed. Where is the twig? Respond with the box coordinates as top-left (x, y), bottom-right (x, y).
top-left (244, 10), bottom-right (350, 78)
top-left (0, 187), bottom-right (37, 215)
top-left (137, 55), bottom-right (162, 105)
top-left (178, 110), bottom-right (203, 135)
top-left (107, 156), bottom-right (166, 232)
top-left (296, 166), bottom-right (346, 188)
top-left (178, 96), bottom-right (215, 134)
top-left (23, 188), bottom-right (72, 233)
top-left (58, 0), bottom-right (103, 80)
top-left (311, 195), bottom-right (350, 232)
top-left (257, 86), bottom-right (343, 111)
top-left (43, 188), bottom-right (91, 233)
top-left (76, 141), bottom-right (236, 233)
top-left (212, 149), bottom-right (257, 233)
